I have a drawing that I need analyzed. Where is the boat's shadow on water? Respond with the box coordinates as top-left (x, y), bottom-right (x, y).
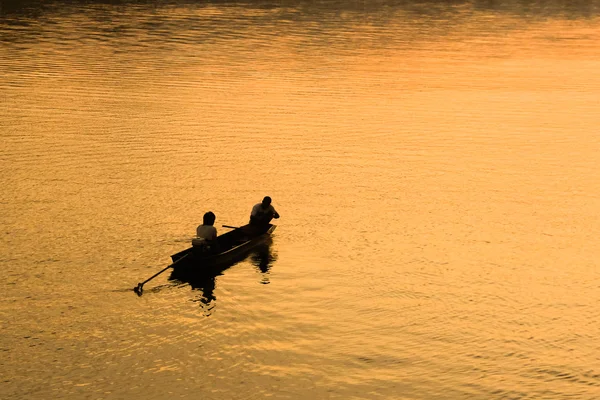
top-left (168, 239), bottom-right (278, 314)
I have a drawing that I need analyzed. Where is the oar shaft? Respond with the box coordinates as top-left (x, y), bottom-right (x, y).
top-left (135, 253), bottom-right (191, 292)
top-left (140, 264), bottom-right (172, 285)
top-left (222, 225), bottom-right (240, 229)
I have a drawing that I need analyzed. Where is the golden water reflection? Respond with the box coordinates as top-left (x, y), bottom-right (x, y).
top-left (1, 0), bottom-right (599, 399)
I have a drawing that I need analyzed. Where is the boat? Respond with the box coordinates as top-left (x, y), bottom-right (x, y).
top-left (168, 223), bottom-right (276, 279)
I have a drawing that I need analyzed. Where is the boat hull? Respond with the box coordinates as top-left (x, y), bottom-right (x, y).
top-left (169, 224), bottom-right (276, 279)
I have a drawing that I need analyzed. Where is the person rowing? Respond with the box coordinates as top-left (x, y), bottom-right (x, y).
top-left (249, 196), bottom-right (280, 229)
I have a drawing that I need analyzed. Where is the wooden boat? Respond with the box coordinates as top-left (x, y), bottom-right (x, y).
top-left (168, 223), bottom-right (276, 279)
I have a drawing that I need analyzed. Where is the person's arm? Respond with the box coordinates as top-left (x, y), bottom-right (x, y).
top-left (272, 206), bottom-right (280, 219)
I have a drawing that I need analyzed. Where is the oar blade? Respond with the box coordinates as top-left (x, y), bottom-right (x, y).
top-left (134, 283), bottom-right (144, 296)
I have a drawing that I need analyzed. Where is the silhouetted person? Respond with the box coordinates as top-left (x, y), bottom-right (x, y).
top-left (192, 211), bottom-right (218, 253)
top-left (249, 196), bottom-right (279, 228)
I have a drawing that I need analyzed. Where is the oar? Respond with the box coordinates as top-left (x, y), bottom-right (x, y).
top-left (133, 253), bottom-right (190, 295)
top-left (222, 225), bottom-right (240, 229)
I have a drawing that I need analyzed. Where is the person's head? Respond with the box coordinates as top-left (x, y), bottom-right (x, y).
top-left (203, 211), bottom-right (216, 226)
top-left (261, 196), bottom-right (272, 207)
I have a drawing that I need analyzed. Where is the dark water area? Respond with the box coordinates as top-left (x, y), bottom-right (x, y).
top-left (3, 0), bottom-right (600, 19)
top-left (1, 0), bottom-right (599, 399)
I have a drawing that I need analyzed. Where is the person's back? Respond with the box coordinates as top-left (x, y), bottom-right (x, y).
top-left (193, 211), bottom-right (217, 251)
top-left (196, 224), bottom-right (216, 241)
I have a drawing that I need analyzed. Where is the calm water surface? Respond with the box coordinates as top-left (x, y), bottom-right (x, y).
top-left (1, 0), bottom-right (599, 399)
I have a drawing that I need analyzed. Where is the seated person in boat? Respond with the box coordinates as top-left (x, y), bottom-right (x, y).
top-left (192, 211), bottom-right (218, 253)
top-left (249, 196), bottom-right (280, 228)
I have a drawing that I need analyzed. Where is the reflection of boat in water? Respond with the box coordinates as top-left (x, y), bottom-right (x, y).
top-left (185, 275), bottom-right (218, 316)
top-left (168, 225), bottom-right (277, 313)
top-left (249, 240), bottom-right (278, 284)
top-left (168, 223), bottom-right (276, 281)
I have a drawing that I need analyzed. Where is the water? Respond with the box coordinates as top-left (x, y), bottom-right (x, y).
top-left (1, 1), bottom-right (599, 398)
